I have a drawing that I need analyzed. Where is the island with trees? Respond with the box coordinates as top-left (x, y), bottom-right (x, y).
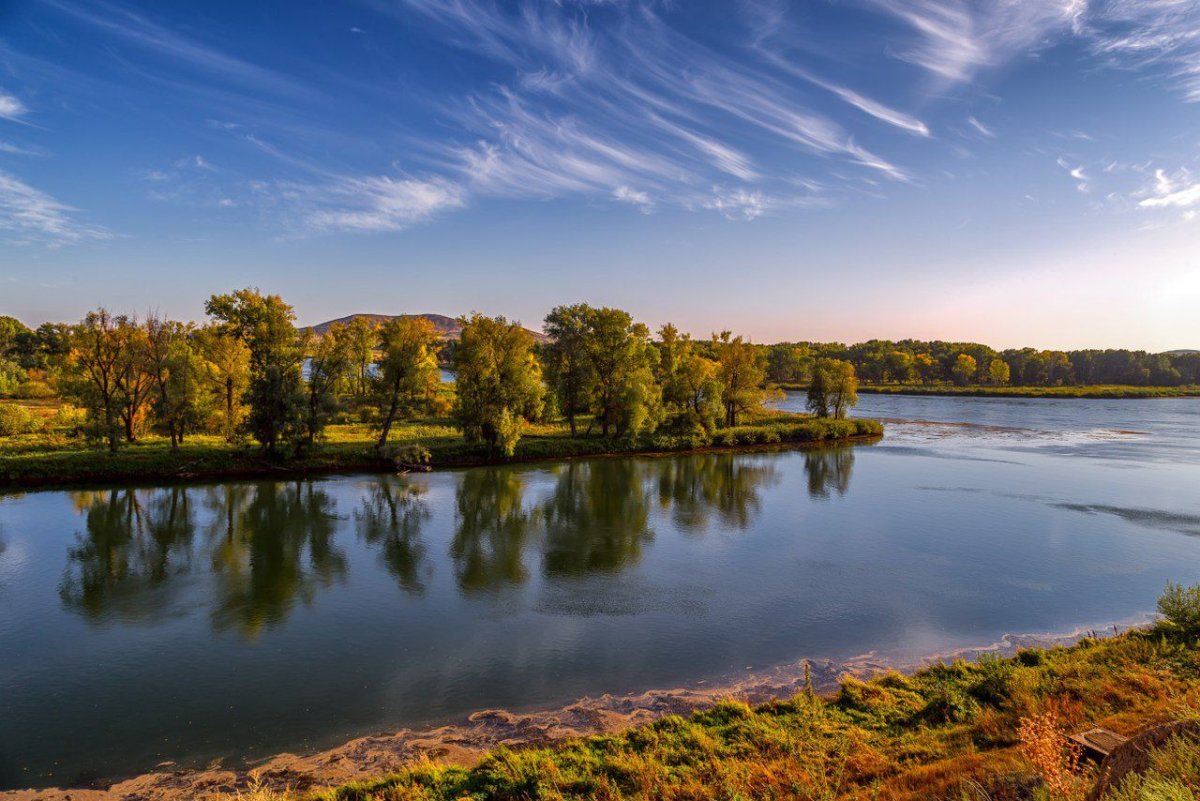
top-left (0, 290), bottom-right (875, 487)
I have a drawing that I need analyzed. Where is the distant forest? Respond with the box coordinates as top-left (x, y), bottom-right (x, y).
top-left (760, 339), bottom-right (1200, 388)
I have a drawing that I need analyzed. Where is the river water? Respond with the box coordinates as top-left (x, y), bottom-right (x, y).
top-left (1, 393), bottom-right (1198, 789)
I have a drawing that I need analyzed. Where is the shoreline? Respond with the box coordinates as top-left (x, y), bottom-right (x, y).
top-left (783, 384), bottom-right (1200, 399)
top-left (0, 424), bottom-right (883, 493)
top-left (1, 614), bottom-right (1154, 801)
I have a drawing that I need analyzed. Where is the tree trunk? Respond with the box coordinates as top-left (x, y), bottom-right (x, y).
top-left (377, 375), bottom-right (402, 450)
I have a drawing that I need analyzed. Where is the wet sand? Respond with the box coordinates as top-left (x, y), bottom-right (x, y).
top-left (2, 619), bottom-right (1150, 801)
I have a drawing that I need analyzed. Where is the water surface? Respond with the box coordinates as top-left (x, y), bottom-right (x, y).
top-left (2, 394), bottom-right (1199, 788)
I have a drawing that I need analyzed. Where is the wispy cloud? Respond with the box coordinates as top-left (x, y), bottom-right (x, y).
top-left (0, 89), bottom-right (28, 121)
top-left (0, 170), bottom-right (109, 245)
top-left (44, 0), bottom-right (307, 97)
top-left (303, 175), bottom-right (465, 232)
top-left (966, 116), bottom-right (995, 138)
top-left (1139, 168), bottom-right (1200, 210)
top-left (1057, 157), bottom-right (1090, 193)
top-left (1079, 0), bottom-right (1200, 101)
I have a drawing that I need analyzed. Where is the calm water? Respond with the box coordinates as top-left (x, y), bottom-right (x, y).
top-left (2, 394), bottom-right (1200, 788)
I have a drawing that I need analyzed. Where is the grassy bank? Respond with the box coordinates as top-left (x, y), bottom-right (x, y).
top-left (0, 401), bottom-right (882, 489)
top-left (778, 383), bottom-right (1200, 399)
top-left (261, 623), bottom-right (1200, 801)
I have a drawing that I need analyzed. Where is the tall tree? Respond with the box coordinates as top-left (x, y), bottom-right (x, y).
top-left (374, 316), bottom-right (440, 450)
top-left (115, 321), bottom-right (153, 443)
top-left (713, 331), bottom-right (768, 427)
top-left (583, 307), bottom-right (661, 438)
top-left (827, 359), bottom-right (859, 419)
top-left (195, 324), bottom-right (250, 442)
top-left (64, 309), bottom-right (127, 452)
top-left (345, 316), bottom-right (378, 397)
top-left (303, 324), bottom-right (350, 445)
top-left (205, 289), bottom-right (305, 453)
top-left (452, 314), bottom-right (544, 457)
top-left (952, 353), bottom-right (978, 386)
top-left (543, 304), bottom-right (594, 437)
top-left (145, 316), bottom-right (204, 450)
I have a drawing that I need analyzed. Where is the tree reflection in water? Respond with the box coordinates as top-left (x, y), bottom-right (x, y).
top-left (450, 468), bottom-right (536, 593)
top-left (541, 459), bottom-right (653, 575)
top-left (803, 447), bottom-right (855, 498)
top-left (55, 449), bottom-right (857, 630)
top-left (59, 487), bottom-right (196, 622)
top-left (208, 481), bottom-right (346, 637)
top-left (355, 476), bottom-right (430, 594)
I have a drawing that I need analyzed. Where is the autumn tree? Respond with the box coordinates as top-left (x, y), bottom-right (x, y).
top-left (952, 353), bottom-right (978, 386)
top-left (114, 321), bottom-right (154, 443)
top-left (827, 359), bottom-right (858, 419)
top-left (543, 304), bottom-right (594, 437)
top-left (63, 309), bottom-right (128, 452)
top-left (713, 331), bottom-right (769, 427)
top-left (375, 316), bottom-right (440, 450)
top-left (452, 314), bottom-right (544, 457)
top-left (986, 358), bottom-right (1010, 387)
top-left (205, 288), bottom-right (305, 453)
top-left (145, 316), bottom-right (205, 449)
top-left (195, 324), bottom-right (250, 441)
top-left (345, 316), bottom-right (378, 397)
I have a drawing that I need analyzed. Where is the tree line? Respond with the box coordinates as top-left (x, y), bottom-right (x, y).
top-left (0, 291), bottom-right (859, 455)
top-left (764, 339), bottom-right (1200, 388)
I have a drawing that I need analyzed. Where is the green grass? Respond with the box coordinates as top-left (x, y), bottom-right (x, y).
top-left (244, 623), bottom-right (1200, 801)
top-left (0, 400), bottom-right (882, 488)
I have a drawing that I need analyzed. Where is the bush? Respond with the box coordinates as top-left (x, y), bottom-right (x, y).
top-left (1158, 582), bottom-right (1200, 638)
top-left (0, 403), bottom-right (39, 436)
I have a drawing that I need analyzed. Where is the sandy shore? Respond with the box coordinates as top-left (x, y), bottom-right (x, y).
top-left (3, 619), bottom-right (1149, 801)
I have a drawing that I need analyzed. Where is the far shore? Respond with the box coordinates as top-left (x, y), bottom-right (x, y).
top-left (777, 383), bottom-right (1200, 399)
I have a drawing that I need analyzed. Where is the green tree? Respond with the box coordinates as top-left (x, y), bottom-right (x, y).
top-left (205, 289), bottom-right (305, 453)
top-left (345, 316), bottom-right (378, 397)
top-left (195, 324), bottom-right (250, 442)
top-left (658, 324), bottom-right (722, 433)
top-left (713, 331), bottom-right (768, 427)
top-left (827, 359), bottom-right (858, 419)
top-left (543, 304), bottom-right (594, 437)
top-left (583, 307), bottom-right (661, 438)
top-left (375, 316), bottom-right (440, 450)
top-left (114, 321), bottom-right (154, 443)
top-left (807, 361), bottom-right (830, 418)
top-left (952, 353), bottom-right (978, 386)
top-left (145, 316), bottom-right (205, 449)
top-left (986, 358), bottom-right (1010, 387)
top-left (303, 324), bottom-right (350, 446)
top-left (452, 314), bottom-right (545, 457)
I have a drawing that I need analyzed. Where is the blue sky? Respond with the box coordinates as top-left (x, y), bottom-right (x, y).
top-left (1, 0), bottom-right (1199, 349)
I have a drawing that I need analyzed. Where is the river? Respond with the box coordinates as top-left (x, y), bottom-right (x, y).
top-left (1, 393), bottom-right (1198, 789)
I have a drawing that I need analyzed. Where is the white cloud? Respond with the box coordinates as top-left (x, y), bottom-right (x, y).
top-left (966, 116), bottom-right (995, 138)
top-left (1057, 157), bottom-right (1090, 192)
top-left (613, 185), bottom-right (654, 212)
top-left (304, 175), bottom-right (465, 232)
top-left (1139, 168), bottom-right (1200, 209)
top-left (0, 89), bottom-right (28, 121)
top-left (702, 187), bottom-right (768, 221)
top-left (0, 170), bottom-right (109, 245)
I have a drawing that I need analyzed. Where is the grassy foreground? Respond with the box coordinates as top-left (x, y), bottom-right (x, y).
top-left (0, 401), bottom-right (882, 488)
top-left (853, 384), bottom-right (1200, 399)
top-left (257, 625), bottom-right (1200, 801)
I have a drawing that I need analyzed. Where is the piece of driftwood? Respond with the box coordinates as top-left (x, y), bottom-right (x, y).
top-left (1085, 720), bottom-right (1200, 800)
top-left (1069, 727), bottom-right (1128, 762)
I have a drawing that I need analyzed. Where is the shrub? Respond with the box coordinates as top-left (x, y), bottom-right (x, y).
top-left (1158, 582), bottom-right (1200, 638)
top-left (1017, 708), bottom-right (1086, 800)
top-left (0, 403), bottom-right (39, 436)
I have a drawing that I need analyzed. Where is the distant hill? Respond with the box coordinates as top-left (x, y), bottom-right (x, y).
top-left (1165, 349), bottom-right (1199, 355)
top-left (306, 313), bottom-right (549, 343)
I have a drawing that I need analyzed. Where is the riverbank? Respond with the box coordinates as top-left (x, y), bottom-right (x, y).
top-left (776, 383), bottom-right (1200, 399)
top-left (0, 411), bottom-right (881, 489)
top-left (7, 615), bottom-right (1195, 801)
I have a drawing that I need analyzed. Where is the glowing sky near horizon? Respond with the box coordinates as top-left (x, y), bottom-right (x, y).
top-left (1, 0), bottom-right (1199, 350)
